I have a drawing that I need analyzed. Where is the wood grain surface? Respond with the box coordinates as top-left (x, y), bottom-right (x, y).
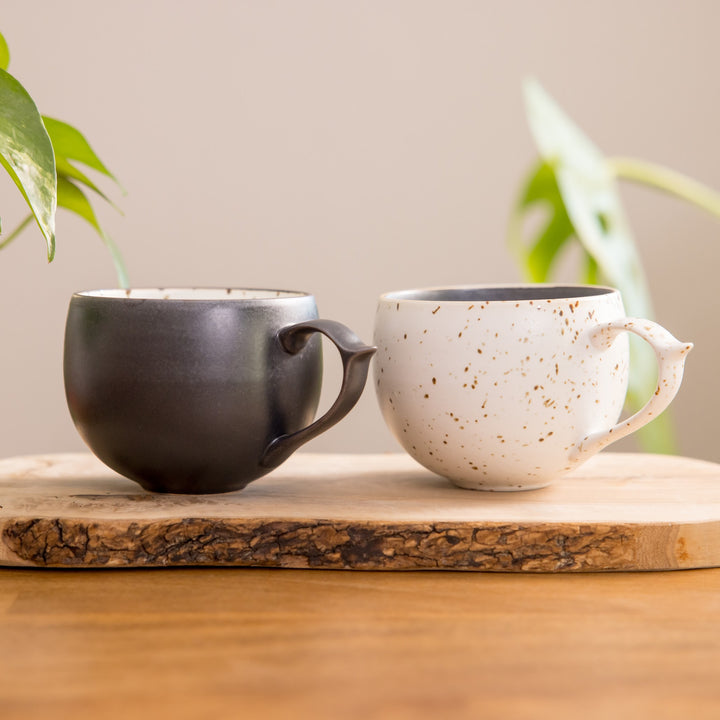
top-left (1, 451), bottom-right (719, 572)
top-left (1, 567), bottom-right (719, 720)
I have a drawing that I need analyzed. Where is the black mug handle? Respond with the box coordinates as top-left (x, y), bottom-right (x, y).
top-left (260, 319), bottom-right (376, 469)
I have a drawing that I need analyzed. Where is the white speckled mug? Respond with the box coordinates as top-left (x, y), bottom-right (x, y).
top-left (374, 285), bottom-right (693, 491)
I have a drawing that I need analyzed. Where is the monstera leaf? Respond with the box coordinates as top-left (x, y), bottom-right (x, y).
top-left (508, 158), bottom-right (600, 285)
top-left (509, 79), bottom-right (720, 453)
top-left (515, 78), bottom-right (655, 318)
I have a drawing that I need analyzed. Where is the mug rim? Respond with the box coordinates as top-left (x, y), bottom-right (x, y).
top-left (74, 288), bottom-right (313, 302)
top-left (379, 283), bottom-right (619, 304)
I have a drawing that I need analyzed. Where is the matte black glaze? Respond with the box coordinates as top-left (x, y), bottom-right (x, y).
top-left (64, 290), bottom-right (375, 494)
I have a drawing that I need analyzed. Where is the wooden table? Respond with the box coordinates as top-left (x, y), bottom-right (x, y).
top-left (1, 566), bottom-right (719, 719)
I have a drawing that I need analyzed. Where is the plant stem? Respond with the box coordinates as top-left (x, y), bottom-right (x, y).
top-left (0, 213), bottom-right (33, 250)
top-left (1, 214), bottom-right (128, 288)
top-left (608, 157), bottom-right (720, 218)
top-left (100, 228), bottom-right (130, 289)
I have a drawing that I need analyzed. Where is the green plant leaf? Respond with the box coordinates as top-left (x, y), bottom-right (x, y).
top-left (583, 253), bottom-right (600, 285)
top-left (42, 117), bottom-right (119, 184)
top-left (43, 117), bottom-right (123, 209)
top-left (509, 159), bottom-right (594, 282)
top-left (57, 176), bottom-right (128, 288)
top-left (57, 175), bottom-right (102, 233)
top-left (0, 32), bottom-right (9, 71)
top-left (517, 78), bottom-right (677, 453)
top-left (627, 388), bottom-right (678, 455)
top-left (43, 117), bottom-right (127, 285)
top-left (53, 155), bottom-right (113, 206)
top-left (0, 68), bottom-right (56, 259)
top-left (523, 78), bottom-right (653, 320)
top-left (0, 33), bottom-right (126, 282)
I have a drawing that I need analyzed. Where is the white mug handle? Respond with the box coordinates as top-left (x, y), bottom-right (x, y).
top-left (574, 318), bottom-right (693, 459)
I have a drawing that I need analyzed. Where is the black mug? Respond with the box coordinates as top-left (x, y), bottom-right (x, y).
top-left (64, 288), bottom-right (376, 494)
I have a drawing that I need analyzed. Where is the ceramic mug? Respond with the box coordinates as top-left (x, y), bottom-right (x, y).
top-left (64, 288), bottom-right (376, 494)
top-left (374, 284), bottom-right (692, 491)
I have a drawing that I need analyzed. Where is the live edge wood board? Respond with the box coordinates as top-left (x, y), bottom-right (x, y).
top-left (1, 452), bottom-right (719, 572)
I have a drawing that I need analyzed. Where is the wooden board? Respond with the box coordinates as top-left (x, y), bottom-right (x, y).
top-left (1, 451), bottom-right (719, 572)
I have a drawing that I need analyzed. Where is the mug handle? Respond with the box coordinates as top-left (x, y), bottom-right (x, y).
top-left (260, 319), bottom-right (376, 469)
top-left (573, 318), bottom-right (693, 460)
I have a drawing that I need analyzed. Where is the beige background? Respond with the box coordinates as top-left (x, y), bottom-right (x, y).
top-left (1, 0), bottom-right (718, 463)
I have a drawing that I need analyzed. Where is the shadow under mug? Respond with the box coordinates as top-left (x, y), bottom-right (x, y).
top-left (64, 288), bottom-right (376, 494)
top-left (374, 284), bottom-right (693, 491)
